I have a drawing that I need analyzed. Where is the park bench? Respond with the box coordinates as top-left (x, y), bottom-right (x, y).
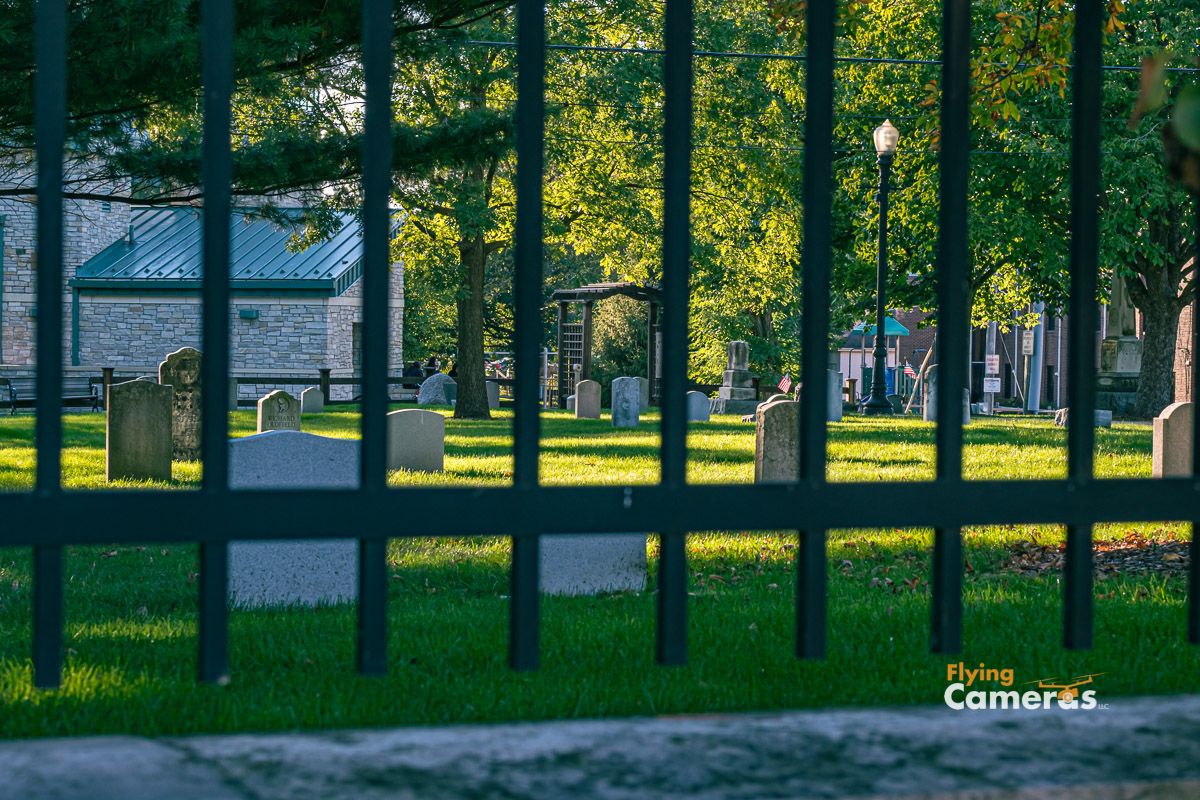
top-left (0, 375), bottom-right (100, 414)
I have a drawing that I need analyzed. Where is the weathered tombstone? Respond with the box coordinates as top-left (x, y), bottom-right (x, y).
top-left (417, 373), bottom-right (456, 406)
top-left (158, 347), bottom-right (202, 461)
top-left (922, 367), bottom-right (970, 425)
top-left (685, 391), bottom-right (710, 422)
top-left (709, 340), bottom-right (761, 416)
top-left (228, 431), bottom-right (358, 606)
top-left (386, 409), bottom-right (445, 472)
top-left (485, 380), bottom-right (501, 410)
top-left (575, 379), bottom-right (601, 419)
top-left (887, 393), bottom-right (904, 414)
top-left (106, 380), bottom-right (174, 483)
top-left (923, 366), bottom-right (937, 422)
top-left (257, 389), bottom-right (301, 434)
top-left (566, 394), bottom-right (576, 412)
top-left (1153, 402), bottom-right (1193, 478)
top-left (301, 387), bottom-right (324, 414)
top-left (728, 340), bottom-right (750, 371)
top-left (611, 376), bottom-right (640, 427)
top-left (827, 370), bottom-right (843, 422)
top-left (634, 376), bottom-right (650, 413)
top-left (228, 378), bottom-right (239, 410)
top-left (540, 534), bottom-right (648, 596)
top-left (754, 397), bottom-right (800, 483)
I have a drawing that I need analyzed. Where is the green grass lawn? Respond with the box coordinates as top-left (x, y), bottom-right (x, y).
top-left (0, 408), bottom-right (1192, 739)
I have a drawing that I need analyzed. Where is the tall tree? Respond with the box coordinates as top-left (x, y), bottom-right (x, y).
top-left (0, 0), bottom-right (512, 202)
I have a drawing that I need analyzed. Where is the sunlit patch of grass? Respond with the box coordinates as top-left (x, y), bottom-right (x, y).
top-left (0, 408), bottom-right (1190, 739)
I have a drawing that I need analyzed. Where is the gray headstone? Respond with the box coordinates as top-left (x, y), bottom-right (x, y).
top-left (922, 367), bottom-right (970, 425)
top-left (228, 431), bottom-right (358, 607)
top-left (887, 394), bottom-right (904, 414)
top-left (755, 397), bottom-right (800, 483)
top-left (257, 390), bottom-right (301, 433)
top-left (418, 373), bottom-right (456, 406)
top-left (727, 340), bottom-right (750, 371)
top-left (635, 377), bottom-right (650, 413)
top-left (485, 381), bottom-right (500, 410)
top-left (228, 378), bottom-right (239, 410)
top-left (685, 391), bottom-right (710, 422)
top-left (827, 370), bottom-right (843, 422)
top-left (301, 387), bottom-right (324, 414)
top-left (566, 394), bottom-right (576, 412)
top-left (106, 380), bottom-right (174, 483)
top-left (923, 366), bottom-right (937, 422)
top-left (1153, 402), bottom-right (1193, 478)
top-left (158, 346), bottom-right (202, 461)
top-left (540, 534), bottom-right (647, 596)
top-left (575, 380), bottom-right (601, 419)
top-left (611, 376), bottom-right (640, 428)
top-left (386, 408), bottom-right (445, 472)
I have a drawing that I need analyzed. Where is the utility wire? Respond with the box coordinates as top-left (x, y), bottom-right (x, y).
top-left (467, 39), bottom-right (1200, 73)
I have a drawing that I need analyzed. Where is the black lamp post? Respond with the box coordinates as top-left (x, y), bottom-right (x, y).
top-left (863, 119), bottom-right (900, 415)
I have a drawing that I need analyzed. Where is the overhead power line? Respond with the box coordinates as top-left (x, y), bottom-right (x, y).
top-left (467, 39), bottom-right (1200, 74)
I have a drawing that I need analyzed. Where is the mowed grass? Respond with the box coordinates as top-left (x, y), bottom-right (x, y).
top-left (0, 408), bottom-right (1192, 739)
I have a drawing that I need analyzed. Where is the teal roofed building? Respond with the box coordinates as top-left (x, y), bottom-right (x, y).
top-left (0, 206), bottom-right (403, 396)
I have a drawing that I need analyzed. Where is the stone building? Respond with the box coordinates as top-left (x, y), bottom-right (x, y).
top-left (1, 204), bottom-right (404, 398)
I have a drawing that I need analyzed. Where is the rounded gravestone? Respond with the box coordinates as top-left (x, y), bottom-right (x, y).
top-left (257, 389), bottom-right (301, 433)
top-left (685, 391), bottom-right (710, 422)
top-left (754, 397), bottom-right (800, 483)
top-left (1153, 401), bottom-right (1193, 478)
top-left (418, 373), bottom-right (456, 406)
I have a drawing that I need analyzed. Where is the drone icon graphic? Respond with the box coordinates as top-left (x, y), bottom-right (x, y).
top-left (1023, 673), bottom-right (1107, 703)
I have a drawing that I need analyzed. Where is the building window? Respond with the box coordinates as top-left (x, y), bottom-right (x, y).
top-left (101, 200), bottom-right (112, 213)
top-left (1046, 315), bottom-right (1056, 332)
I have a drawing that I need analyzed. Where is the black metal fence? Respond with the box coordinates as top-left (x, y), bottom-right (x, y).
top-left (3, 0), bottom-right (1199, 691)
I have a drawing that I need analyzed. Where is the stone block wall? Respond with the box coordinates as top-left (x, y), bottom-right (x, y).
top-left (2, 180), bottom-right (131, 365)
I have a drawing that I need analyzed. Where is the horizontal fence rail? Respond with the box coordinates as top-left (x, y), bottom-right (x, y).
top-left (6, 0), bottom-right (1198, 690)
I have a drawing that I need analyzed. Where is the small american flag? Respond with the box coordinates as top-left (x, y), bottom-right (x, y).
top-left (777, 373), bottom-right (792, 393)
top-left (904, 362), bottom-right (917, 379)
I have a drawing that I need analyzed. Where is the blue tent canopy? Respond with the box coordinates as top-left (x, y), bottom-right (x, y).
top-left (852, 317), bottom-right (910, 337)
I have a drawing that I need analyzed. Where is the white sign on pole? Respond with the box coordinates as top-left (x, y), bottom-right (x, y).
top-left (983, 376), bottom-right (1002, 393)
top-left (985, 355), bottom-right (1000, 375)
top-left (1021, 330), bottom-right (1035, 356)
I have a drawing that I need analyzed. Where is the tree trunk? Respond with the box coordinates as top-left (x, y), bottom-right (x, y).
top-left (1132, 295), bottom-right (1181, 417)
top-left (454, 235), bottom-right (491, 419)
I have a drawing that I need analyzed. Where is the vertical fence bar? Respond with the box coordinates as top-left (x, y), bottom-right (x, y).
top-left (656, 0), bottom-right (693, 667)
top-left (198, 0), bottom-right (234, 685)
top-left (796, 0), bottom-right (834, 660)
top-left (1063, 0), bottom-right (1103, 651)
top-left (931, 0), bottom-right (971, 654)
top-left (510, 0), bottom-right (545, 671)
top-left (357, 0), bottom-right (394, 677)
top-left (1190, 193), bottom-right (1199, 645)
top-left (32, 0), bottom-right (67, 689)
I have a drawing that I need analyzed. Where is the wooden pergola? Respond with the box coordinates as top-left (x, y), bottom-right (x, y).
top-left (550, 282), bottom-right (662, 408)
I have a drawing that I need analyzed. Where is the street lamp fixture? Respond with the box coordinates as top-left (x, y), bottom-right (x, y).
top-left (863, 119), bottom-right (900, 415)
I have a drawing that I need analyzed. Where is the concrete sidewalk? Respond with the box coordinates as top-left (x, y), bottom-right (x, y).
top-left (4, 695), bottom-right (1200, 799)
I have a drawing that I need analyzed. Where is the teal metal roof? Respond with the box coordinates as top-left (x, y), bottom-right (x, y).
top-left (72, 208), bottom-right (365, 294)
top-left (853, 317), bottom-right (911, 337)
